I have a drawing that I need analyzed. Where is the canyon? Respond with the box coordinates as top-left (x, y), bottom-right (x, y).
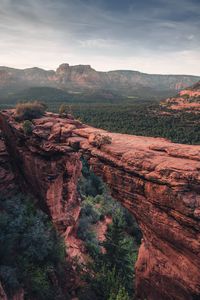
top-left (0, 110), bottom-right (200, 300)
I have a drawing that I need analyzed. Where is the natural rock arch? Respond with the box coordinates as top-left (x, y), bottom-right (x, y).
top-left (0, 111), bottom-right (200, 300)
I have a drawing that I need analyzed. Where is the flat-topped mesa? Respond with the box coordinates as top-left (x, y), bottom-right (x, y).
top-left (0, 110), bottom-right (200, 300)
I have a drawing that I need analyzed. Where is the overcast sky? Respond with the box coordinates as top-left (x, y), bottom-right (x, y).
top-left (0, 0), bottom-right (199, 74)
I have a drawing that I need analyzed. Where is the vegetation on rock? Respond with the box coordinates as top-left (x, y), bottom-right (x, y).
top-left (0, 90), bottom-right (199, 144)
top-left (15, 101), bottom-right (46, 121)
top-left (77, 159), bottom-right (141, 299)
top-left (59, 103), bottom-right (72, 117)
top-left (22, 120), bottom-right (33, 135)
top-left (89, 132), bottom-right (112, 148)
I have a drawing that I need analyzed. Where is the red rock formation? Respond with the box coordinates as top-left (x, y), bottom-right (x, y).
top-left (163, 80), bottom-right (200, 112)
top-left (0, 110), bottom-right (200, 300)
top-left (0, 111), bottom-right (82, 235)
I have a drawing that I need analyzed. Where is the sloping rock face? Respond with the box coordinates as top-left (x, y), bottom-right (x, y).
top-left (0, 110), bottom-right (200, 300)
top-left (163, 80), bottom-right (200, 112)
top-left (0, 111), bottom-right (82, 234)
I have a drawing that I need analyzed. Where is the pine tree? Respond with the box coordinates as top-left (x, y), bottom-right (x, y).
top-left (102, 209), bottom-right (134, 294)
top-left (108, 285), bottom-right (130, 300)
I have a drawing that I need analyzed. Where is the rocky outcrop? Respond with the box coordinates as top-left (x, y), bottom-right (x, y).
top-left (163, 81), bottom-right (200, 112)
top-left (0, 110), bottom-right (200, 300)
top-left (0, 111), bottom-right (82, 235)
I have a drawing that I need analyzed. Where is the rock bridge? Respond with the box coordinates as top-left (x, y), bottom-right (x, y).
top-left (0, 110), bottom-right (200, 300)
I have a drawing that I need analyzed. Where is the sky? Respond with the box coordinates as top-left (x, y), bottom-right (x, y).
top-left (0, 0), bottom-right (200, 75)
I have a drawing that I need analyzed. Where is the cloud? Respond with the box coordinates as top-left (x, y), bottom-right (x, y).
top-left (0, 0), bottom-right (199, 74)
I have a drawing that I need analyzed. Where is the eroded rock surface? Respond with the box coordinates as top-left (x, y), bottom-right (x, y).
top-left (163, 80), bottom-right (200, 112)
top-left (0, 110), bottom-right (200, 300)
top-left (0, 111), bottom-right (82, 235)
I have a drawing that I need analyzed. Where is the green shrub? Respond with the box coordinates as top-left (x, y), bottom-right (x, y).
top-left (109, 286), bottom-right (130, 300)
top-left (22, 120), bottom-right (33, 135)
top-left (85, 239), bottom-right (100, 258)
top-left (77, 218), bottom-right (91, 241)
top-left (15, 101), bottom-right (46, 121)
top-left (78, 158), bottom-right (105, 197)
top-left (81, 202), bottom-right (100, 224)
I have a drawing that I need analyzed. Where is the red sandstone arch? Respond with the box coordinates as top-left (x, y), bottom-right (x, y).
top-left (0, 111), bottom-right (200, 300)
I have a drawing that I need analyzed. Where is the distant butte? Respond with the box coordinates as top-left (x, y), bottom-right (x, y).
top-left (0, 64), bottom-right (199, 97)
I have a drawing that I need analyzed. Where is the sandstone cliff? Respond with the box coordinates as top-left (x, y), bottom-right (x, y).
top-left (0, 110), bottom-right (200, 300)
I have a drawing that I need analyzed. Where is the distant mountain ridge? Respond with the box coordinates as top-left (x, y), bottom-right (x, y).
top-left (0, 63), bottom-right (199, 98)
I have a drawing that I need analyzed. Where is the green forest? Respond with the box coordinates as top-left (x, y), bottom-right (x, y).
top-left (0, 194), bottom-right (69, 299)
top-left (0, 87), bottom-right (199, 144)
top-left (0, 158), bottom-right (141, 300)
top-left (71, 103), bottom-right (200, 144)
top-left (76, 159), bottom-right (141, 300)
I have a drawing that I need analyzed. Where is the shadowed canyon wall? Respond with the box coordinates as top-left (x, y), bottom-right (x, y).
top-left (0, 110), bottom-right (200, 300)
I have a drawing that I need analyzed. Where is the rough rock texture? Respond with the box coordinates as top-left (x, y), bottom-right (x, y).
top-left (163, 80), bottom-right (200, 112)
top-left (0, 110), bottom-right (200, 300)
top-left (0, 111), bottom-right (82, 235)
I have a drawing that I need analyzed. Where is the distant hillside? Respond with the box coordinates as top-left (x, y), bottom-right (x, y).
top-left (162, 81), bottom-right (200, 112)
top-left (0, 64), bottom-right (199, 100)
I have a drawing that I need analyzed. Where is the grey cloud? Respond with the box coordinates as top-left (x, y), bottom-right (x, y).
top-left (0, 0), bottom-right (199, 74)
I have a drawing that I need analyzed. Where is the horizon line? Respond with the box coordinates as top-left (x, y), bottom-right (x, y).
top-left (0, 63), bottom-right (199, 77)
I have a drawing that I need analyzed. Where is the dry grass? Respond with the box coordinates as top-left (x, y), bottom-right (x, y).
top-left (15, 101), bottom-right (46, 121)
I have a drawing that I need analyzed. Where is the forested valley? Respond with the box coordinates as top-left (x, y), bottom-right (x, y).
top-left (0, 89), bottom-right (199, 145)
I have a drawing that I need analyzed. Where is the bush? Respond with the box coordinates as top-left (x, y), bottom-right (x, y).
top-left (22, 120), bottom-right (33, 135)
top-left (78, 158), bottom-right (105, 197)
top-left (59, 104), bottom-right (72, 117)
top-left (77, 218), bottom-right (91, 241)
top-left (81, 202), bottom-right (100, 224)
top-left (15, 101), bottom-right (46, 121)
top-left (85, 239), bottom-right (100, 258)
top-left (89, 133), bottom-right (112, 148)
